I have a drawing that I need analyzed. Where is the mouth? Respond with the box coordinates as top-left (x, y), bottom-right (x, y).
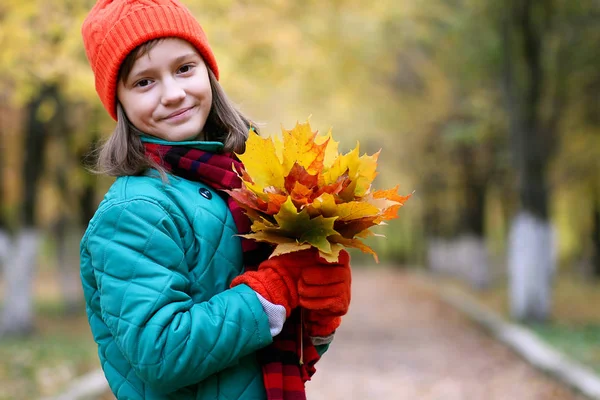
top-left (163, 106), bottom-right (195, 120)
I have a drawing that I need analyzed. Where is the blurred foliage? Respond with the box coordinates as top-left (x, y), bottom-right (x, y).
top-left (1, 0), bottom-right (600, 393)
top-left (0, 0), bottom-right (597, 267)
top-left (0, 0), bottom-right (598, 265)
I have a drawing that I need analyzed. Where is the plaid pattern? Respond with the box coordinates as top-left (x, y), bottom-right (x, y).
top-left (260, 309), bottom-right (321, 400)
top-left (144, 143), bottom-right (320, 400)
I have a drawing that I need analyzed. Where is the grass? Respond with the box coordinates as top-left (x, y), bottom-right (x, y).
top-left (0, 274), bottom-right (100, 400)
top-left (528, 323), bottom-right (600, 374)
top-left (435, 272), bottom-right (600, 374)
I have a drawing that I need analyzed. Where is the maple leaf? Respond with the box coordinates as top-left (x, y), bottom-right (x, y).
top-left (281, 121), bottom-right (329, 175)
top-left (315, 128), bottom-right (340, 168)
top-left (241, 197), bottom-right (339, 256)
top-left (232, 120), bottom-right (410, 262)
top-left (237, 129), bottom-right (284, 192)
top-left (273, 197), bottom-right (339, 254)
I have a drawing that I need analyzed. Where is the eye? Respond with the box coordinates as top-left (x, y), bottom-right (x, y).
top-left (135, 79), bottom-right (152, 88)
top-left (178, 64), bottom-right (194, 74)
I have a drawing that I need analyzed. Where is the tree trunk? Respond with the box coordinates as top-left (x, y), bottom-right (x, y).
top-left (459, 147), bottom-right (490, 289)
top-left (503, 0), bottom-right (556, 322)
top-left (51, 90), bottom-right (84, 313)
top-left (508, 212), bottom-right (555, 322)
top-left (0, 229), bottom-right (39, 335)
top-left (0, 85), bottom-right (52, 335)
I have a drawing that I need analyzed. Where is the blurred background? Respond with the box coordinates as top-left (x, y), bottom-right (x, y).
top-left (1, 0), bottom-right (600, 398)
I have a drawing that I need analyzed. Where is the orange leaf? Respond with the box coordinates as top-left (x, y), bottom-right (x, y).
top-left (290, 182), bottom-right (314, 209)
top-left (373, 185), bottom-right (412, 204)
top-left (313, 173), bottom-right (348, 199)
top-left (264, 193), bottom-right (287, 215)
top-left (284, 163), bottom-right (319, 193)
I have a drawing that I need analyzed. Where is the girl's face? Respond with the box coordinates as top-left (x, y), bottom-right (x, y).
top-left (117, 38), bottom-right (212, 142)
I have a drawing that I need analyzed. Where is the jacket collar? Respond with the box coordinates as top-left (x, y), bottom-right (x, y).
top-left (140, 135), bottom-right (225, 153)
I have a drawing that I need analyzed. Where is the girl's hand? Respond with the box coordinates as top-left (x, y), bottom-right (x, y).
top-left (230, 250), bottom-right (317, 317)
top-left (304, 310), bottom-right (342, 338)
top-left (298, 250), bottom-right (351, 317)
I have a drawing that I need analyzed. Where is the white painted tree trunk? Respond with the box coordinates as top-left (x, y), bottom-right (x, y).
top-left (508, 211), bottom-right (556, 322)
top-left (427, 235), bottom-right (490, 289)
top-left (0, 230), bottom-right (11, 265)
top-left (0, 229), bottom-right (40, 335)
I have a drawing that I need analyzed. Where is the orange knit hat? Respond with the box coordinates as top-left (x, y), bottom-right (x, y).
top-left (82, 0), bottom-right (219, 120)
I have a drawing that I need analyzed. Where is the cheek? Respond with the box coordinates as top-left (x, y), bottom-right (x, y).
top-left (202, 87), bottom-right (213, 114)
top-left (125, 96), bottom-right (156, 124)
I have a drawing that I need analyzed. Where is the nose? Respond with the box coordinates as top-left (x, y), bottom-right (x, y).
top-left (161, 77), bottom-right (185, 105)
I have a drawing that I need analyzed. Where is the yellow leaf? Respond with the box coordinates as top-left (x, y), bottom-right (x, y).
top-left (335, 201), bottom-right (380, 220)
top-left (315, 128), bottom-right (339, 168)
top-left (236, 129), bottom-right (284, 191)
top-left (281, 121), bottom-right (329, 175)
top-left (318, 243), bottom-right (345, 263)
top-left (354, 150), bottom-right (380, 197)
top-left (270, 242), bottom-right (313, 258)
top-left (323, 144), bottom-right (379, 198)
top-left (250, 218), bottom-right (277, 231)
top-left (239, 231), bottom-right (312, 258)
top-left (273, 134), bottom-right (284, 163)
top-left (307, 193), bottom-right (338, 218)
top-left (322, 145), bottom-right (359, 186)
top-left (309, 194), bottom-right (379, 221)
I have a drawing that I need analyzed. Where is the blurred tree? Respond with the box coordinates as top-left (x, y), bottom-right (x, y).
top-left (0, 0), bottom-right (96, 335)
top-left (552, 0), bottom-right (600, 277)
top-left (1, 84), bottom-right (55, 335)
top-left (382, 0), bottom-right (513, 286)
top-left (502, 0), bottom-right (569, 322)
top-left (0, 97), bottom-right (12, 273)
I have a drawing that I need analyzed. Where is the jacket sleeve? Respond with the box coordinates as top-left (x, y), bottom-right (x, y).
top-left (83, 198), bottom-right (272, 393)
top-left (315, 343), bottom-right (331, 356)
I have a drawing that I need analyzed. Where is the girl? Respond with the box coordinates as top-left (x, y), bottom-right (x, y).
top-left (79, 1), bottom-right (351, 399)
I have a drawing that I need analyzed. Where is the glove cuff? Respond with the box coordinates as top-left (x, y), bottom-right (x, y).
top-left (231, 270), bottom-right (298, 317)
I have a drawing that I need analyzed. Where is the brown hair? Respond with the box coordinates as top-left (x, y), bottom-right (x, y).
top-left (93, 39), bottom-right (256, 177)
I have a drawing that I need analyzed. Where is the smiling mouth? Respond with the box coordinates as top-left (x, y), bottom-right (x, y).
top-left (163, 106), bottom-right (194, 120)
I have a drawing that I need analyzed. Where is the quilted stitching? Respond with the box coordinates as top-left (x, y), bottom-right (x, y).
top-left (80, 174), bottom-right (271, 399)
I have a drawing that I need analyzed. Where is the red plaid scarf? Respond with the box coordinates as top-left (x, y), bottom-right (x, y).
top-left (144, 143), bottom-right (321, 400)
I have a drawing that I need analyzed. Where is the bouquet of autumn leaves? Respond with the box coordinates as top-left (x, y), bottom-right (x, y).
top-left (226, 121), bottom-right (410, 263)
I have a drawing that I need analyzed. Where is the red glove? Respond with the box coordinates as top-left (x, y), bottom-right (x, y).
top-left (304, 310), bottom-right (342, 337)
top-left (299, 250), bottom-right (352, 336)
top-left (230, 251), bottom-right (316, 317)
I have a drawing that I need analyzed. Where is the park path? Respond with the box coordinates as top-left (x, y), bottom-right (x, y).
top-left (305, 268), bottom-right (584, 400)
top-left (95, 268), bottom-right (584, 400)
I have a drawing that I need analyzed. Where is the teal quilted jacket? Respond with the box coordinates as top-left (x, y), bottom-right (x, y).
top-left (80, 166), bottom-right (274, 399)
